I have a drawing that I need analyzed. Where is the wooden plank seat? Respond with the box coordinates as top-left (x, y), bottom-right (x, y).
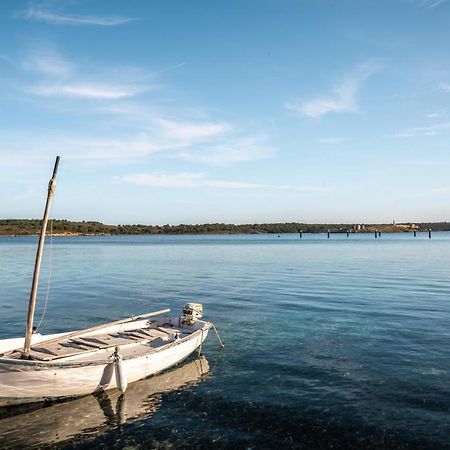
top-left (27, 350), bottom-right (60, 361)
top-left (157, 326), bottom-right (179, 334)
top-left (33, 341), bottom-right (94, 355)
top-left (26, 326), bottom-right (181, 361)
top-left (29, 341), bottom-right (94, 361)
top-left (115, 332), bottom-right (142, 340)
top-left (126, 329), bottom-right (168, 340)
top-left (70, 337), bottom-right (106, 349)
top-left (61, 341), bottom-right (93, 350)
top-left (72, 333), bottom-right (144, 348)
top-left (125, 331), bottom-right (151, 340)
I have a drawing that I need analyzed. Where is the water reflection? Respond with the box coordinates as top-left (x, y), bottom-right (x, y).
top-left (0, 355), bottom-right (209, 448)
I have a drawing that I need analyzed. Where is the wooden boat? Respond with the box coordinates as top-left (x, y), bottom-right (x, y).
top-left (0, 157), bottom-right (217, 406)
top-left (0, 355), bottom-right (209, 448)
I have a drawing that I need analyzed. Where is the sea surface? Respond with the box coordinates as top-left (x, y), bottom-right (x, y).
top-left (0, 232), bottom-right (449, 449)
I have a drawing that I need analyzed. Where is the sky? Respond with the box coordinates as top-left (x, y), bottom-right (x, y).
top-left (1, 0), bottom-right (450, 225)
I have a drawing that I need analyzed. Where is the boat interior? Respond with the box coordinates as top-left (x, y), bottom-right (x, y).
top-left (3, 316), bottom-right (206, 363)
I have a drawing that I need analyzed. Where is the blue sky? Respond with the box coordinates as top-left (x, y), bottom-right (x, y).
top-left (1, 0), bottom-right (450, 225)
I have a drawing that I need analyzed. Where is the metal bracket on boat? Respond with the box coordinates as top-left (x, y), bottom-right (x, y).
top-left (19, 351), bottom-right (33, 360)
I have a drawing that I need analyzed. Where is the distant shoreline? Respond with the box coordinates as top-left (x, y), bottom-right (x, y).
top-left (1, 219), bottom-right (449, 236)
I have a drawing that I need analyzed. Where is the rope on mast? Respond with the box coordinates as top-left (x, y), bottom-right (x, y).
top-left (34, 210), bottom-right (54, 333)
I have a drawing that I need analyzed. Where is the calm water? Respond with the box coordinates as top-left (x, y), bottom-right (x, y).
top-left (0, 232), bottom-right (449, 449)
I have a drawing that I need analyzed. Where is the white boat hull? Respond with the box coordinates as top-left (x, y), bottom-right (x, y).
top-left (0, 319), bottom-right (209, 406)
top-left (0, 355), bottom-right (209, 448)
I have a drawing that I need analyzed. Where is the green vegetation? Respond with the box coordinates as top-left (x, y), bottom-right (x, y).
top-left (0, 219), bottom-right (449, 236)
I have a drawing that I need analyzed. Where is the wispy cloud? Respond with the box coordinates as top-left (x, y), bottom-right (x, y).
top-left (118, 172), bottom-right (331, 191)
top-left (416, 185), bottom-right (450, 198)
top-left (133, 63), bottom-right (187, 81)
top-left (21, 46), bottom-right (73, 77)
top-left (5, 42), bottom-right (276, 168)
top-left (26, 82), bottom-right (147, 99)
top-left (0, 54), bottom-right (15, 67)
top-left (56, 134), bottom-right (162, 161)
top-left (176, 136), bottom-right (275, 165)
top-left (118, 172), bottom-right (263, 189)
top-left (155, 118), bottom-right (232, 143)
top-left (19, 44), bottom-right (151, 100)
top-left (423, 186), bottom-right (450, 194)
top-left (417, 0), bottom-right (448, 9)
top-left (92, 103), bottom-right (276, 164)
top-left (19, 7), bottom-right (134, 26)
top-left (6, 116), bottom-right (259, 164)
top-left (317, 137), bottom-right (344, 144)
top-left (65, 123), bottom-right (267, 164)
top-left (396, 121), bottom-right (450, 137)
top-left (285, 62), bottom-right (381, 119)
top-left (438, 82), bottom-right (450, 92)
top-left (426, 111), bottom-right (443, 118)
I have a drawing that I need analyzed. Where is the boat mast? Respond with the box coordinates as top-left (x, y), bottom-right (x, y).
top-left (23, 156), bottom-right (60, 356)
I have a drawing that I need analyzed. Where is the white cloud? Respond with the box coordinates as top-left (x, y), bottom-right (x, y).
top-left (92, 104), bottom-right (274, 164)
top-left (3, 120), bottom-right (249, 163)
top-left (66, 135), bottom-right (161, 160)
top-left (0, 54), bottom-right (16, 67)
top-left (438, 82), bottom-right (450, 92)
top-left (133, 62), bottom-right (187, 81)
top-left (426, 111), bottom-right (443, 118)
top-left (8, 123), bottom-right (275, 168)
top-left (118, 172), bottom-right (263, 189)
top-left (21, 46), bottom-right (73, 77)
top-left (19, 45), bottom-right (150, 100)
top-left (317, 137), bottom-right (344, 144)
top-left (286, 62), bottom-right (380, 118)
top-left (20, 7), bottom-right (134, 26)
top-left (155, 118), bottom-right (232, 144)
top-left (118, 172), bottom-right (332, 192)
top-left (423, 186), bottom-right (450, 194)
top-left (27, 82), bottom-right (146, 99)
top-left (176, 136), bottom-right (276, 165)
top-left (396, 121), bottom-right (450, 137)
top-left (6, 43), bottom-right (275, 168)
top-left (0, 132), bottom-right (162, 166)
top-left (417, 0), bottom-right (447, 9)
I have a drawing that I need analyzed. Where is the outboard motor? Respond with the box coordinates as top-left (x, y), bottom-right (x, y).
top-left (181, 303), bottom-right (203, 325)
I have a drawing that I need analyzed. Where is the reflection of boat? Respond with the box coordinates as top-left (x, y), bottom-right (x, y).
top-left (0, 157), bottom-right (216, 405)
top-left (0, 355), bottom-right (209, 449)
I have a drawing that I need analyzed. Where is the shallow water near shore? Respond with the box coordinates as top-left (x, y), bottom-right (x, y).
top-left (0, 232), bottom-right (449, 449)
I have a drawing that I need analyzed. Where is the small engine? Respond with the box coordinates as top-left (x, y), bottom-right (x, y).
top-left (181, 303), bottom-right (203, 325)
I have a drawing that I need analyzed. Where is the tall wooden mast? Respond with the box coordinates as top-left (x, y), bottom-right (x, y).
top-left (23, 156), bottom-right (60, 356)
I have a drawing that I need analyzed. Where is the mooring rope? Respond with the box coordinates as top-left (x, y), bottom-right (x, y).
top-left (34, 210), bottom-right (54, 333)
top-left (198, 323), bottom-right (224, 355)
top-left (211, 323), bottom-right (225, 348)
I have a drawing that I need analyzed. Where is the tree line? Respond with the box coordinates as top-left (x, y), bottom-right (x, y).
top-left (1, 219), bottom-right (449, 236)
